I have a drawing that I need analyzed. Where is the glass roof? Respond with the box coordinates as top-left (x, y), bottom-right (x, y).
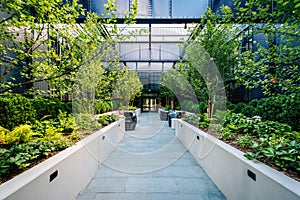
top-left (117, 24), bottom-right (195, 73)
top-left (90, 0), bottom-right (209, 19)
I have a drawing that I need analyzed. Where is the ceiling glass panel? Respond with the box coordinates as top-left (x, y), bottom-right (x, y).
top-left (152, 0), bottom-right (170, 17)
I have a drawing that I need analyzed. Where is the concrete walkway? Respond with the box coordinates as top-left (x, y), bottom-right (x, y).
top-left (76, 112), bottom-right (226, 200)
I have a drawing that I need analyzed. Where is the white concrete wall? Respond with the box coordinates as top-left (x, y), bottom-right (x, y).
top-left (175, 119), bottom-right (300, 200)
top-left (135, 108), bottom-right (141, 117)
top-left (0, 119), bottom-right (125, 200)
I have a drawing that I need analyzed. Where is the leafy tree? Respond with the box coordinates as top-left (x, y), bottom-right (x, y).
top-left (0, 0), bottom-right (83, 95)
top-left (234, 0), bottom-right (300, 97)
top-left (158, 69), bottom-right (198, 111)
top-left (71, 0), bottom-right (139, 116)
top-left (179, 6), bottom-right (237, 117)
top-left (112, 67), bottom-right (142, 108)
top-left (0, 0), bottom-right (139, 99)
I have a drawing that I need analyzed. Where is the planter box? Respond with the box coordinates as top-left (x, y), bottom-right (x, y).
top-left (0, 119), bottom-right (125, 200)
top-left (174, 119), bottom-right (300, 200)
top-left (135, 108), bottom-right (141, 117)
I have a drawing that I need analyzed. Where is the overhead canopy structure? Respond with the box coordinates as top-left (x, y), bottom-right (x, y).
top-left (116, 23), bottom-right (194, 91)
top-left (76, 0), bottom-right (245, 105)
top-left (78, 0), bottom-right (211, 23)
top-left (77, 0), bottom-right (211, 87)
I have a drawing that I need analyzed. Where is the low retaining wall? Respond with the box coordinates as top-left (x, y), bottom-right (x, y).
top-left (135, 108), bottom-right (141, 117)
top-left (174, 119), bottom-right (300, 200)
top-left (0, 119), bottom-right (125, 200)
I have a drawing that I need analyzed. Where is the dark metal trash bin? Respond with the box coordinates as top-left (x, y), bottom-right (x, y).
top-left (124, 111), bottom-right (137, 130)
top-left (160, 110), bottom-right (168, 120)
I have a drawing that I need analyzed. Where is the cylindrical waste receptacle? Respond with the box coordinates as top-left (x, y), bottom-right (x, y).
top-left (168, 112), bottom-right (177, 127)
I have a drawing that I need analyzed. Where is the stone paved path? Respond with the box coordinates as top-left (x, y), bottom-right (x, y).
top-left (76, 112), bottom-right (226, 200)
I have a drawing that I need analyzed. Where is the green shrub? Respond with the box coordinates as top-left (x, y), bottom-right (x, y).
top-left (119, 105), bottom-right (137, 111)
top-left (0, 140), bottom-right (69, 178)
top-left (31, 96), bottom-right (71, 119)
top-left (228, 95), bottom-right (300, 131)
top-left (218, 127), bottom-right (236, 140)
top-left (198, 102), bottom-right (207, 114)
top-left (222, 110), bottom-right (299, 173)
top-left (0, 95), bottom-right (72, 130)
top-left (234, 134), bottom-right (253, 149)
top-left (245, 132), bottom-right (300, 172)
top-left (163, 105), bottom-right (172, 110)
top-left (199, 113), bottom-right (210, 128)
top-left (0, 95), bottom-right (36, 130)
top-left (95, 100), bottom-right (112, 114)
top-left (182, 113), bottom-right (199, 126)
top-left (39, 127), bottom-right (69, 149)
top-left (181, 100), bottom-right (206, 113)
top-left (98, 114), bottom-right (119, 126)
top-left (5, 125), bottom-right (35, 145)
top-left (0, 126), bottom-right (9, 144)
top-left (74, 113), bottom-right (101, 130)
top-left (0, 125), bottom-right (35, 145)
top-left (57, 111), bottom-right (76, 133)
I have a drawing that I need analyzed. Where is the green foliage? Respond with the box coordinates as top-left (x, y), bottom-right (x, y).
top-left (181, 100), bottom-right (197, 113)
top-left (4, 125), bottom-right (35, 145)
top-left (119, 105), bottom-right (138, 111)
top-left (39, 127), bottom-right (69, 149)
top-left (178, 6), bottom-right (239, 117)
top-left (56, 111), bottom-right (76, 133)
top-left (182, 114), bottom-right (200, 127)
top-left (112, 68), bottom-right (143, 107)
top-left (0, 141), bottom-right (63, 178)
top-left (163, 105), bottom-right (172, 110)
top-left (224, 110), bottom-right (292, 135)
top-left (221, 110), bottom-right (299, 173)
top-left (182, 113), bottom-right (210, 128)
top-left (31, 96), bottom-right (71, 120)
top-left (0, 0), bottom-right (83, 95)
top-left (245, 133), bottom-right (300, 172)
top-left (234, 134), bottom-right (253, 149)
top-left (98, 114), bottom-right (119, 126)
top-left (199, 113), bottom-right (211, 128)
top-left (210, 123), bottom-right (223, 132)
top-left (0, 95), bottom-right (71, 130)
top-left (218, 127), bottom-right (236, 140)
top-left (159, 69), bottom-right (196, 103)
top-left (0, 95), bottom-right (36, 130)
top-left (228, 95), bottom-right (300, 131)
top-left (95, 100), bottom-right (112, 114)
top-left (233, 0), bottom-right (300, 97)
top-left (74, 114), bottom-right (101, 131)
top-left (0, 126), bottom-right (9, 144)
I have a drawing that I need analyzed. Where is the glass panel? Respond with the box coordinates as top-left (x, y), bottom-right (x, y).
top-left (163, 63), bottom-right (174, 71)
top-left (172, 0), bottom-right (208, 17)
top-left (151, 44), bottom-right (161, 60)
top-left (152, 0), bottom-right (170, 17)
top-left (120, 43), bottom-right (139, 60)
top-left (140, 44), bottom-right (150, 60)
top-left (137, 0), bottom-right (150, 17)
top-left (125, 62), bottom-right (137, 71)
top-left (160, 44), bottom-right (180, 60)
top-left (91, 0), bottom-right (129, 16)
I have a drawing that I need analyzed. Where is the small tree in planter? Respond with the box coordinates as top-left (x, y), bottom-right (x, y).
top-left (112, 68), bottom-right (142, 109)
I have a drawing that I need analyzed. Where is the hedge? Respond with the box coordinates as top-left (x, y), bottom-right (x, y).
top-left (228, 95), bottom-right (300, 131)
